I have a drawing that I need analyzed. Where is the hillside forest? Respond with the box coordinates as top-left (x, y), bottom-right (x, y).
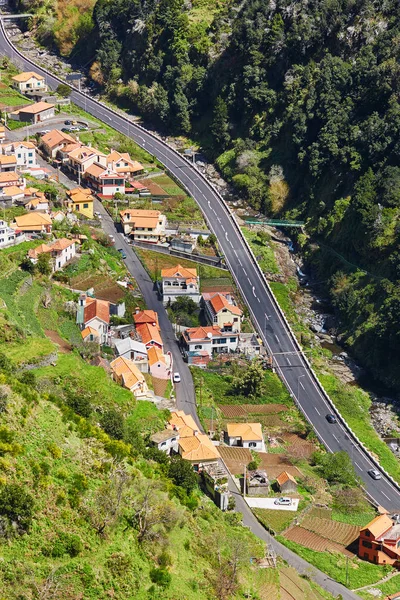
top-left (14, 0), bottom-right (400, 391)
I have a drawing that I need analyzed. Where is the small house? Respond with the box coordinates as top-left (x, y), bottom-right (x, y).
top-left (11, 71), bottom-right (47, 93)
top-left (358, 515), bottom-right (400, 567)
top-left (150, 429), bottom-right (179, 454)
top-left (202, 292), bottom-right (242, 332)
top-left (178, 433), bottom-right (220, 470)
top-left (245, 469), bottom-right (270, 496)
top-left (76, 295), bottom-right (110, 344)
top-left (11, 101), bottom-right (55, 124)
top-left (225, 423), bottom-right (265, 451)
top-left (66, 187), bottom-right (94, 219)
top-left (133, 309), bottom-right (163, 351)
top-left (84, 164), bottom-right (125, 197)
top-left (119, 209), bottom-right (166, 242)
top-left (161, 264), bottom-right (200, 306)
top-left (81, 326), bottom-right (101, 344)
top-left (148, 346), bottom-right (172, 380)
top-left (113, 337), bottom-right (148, 373)
top-left (0, 219), bottom-right (25, 248)
top-left (28, 238), bottom-right (76, 271)
top-left (110, 356), bottom-right (149, 398)
top-left (276, 471), bottom-right (297, 494)
top-left (40, 129), bottom-right (77, 159)
top-left (181, 325), bottom-right (239, 358)
top-left (11, 212), bottom-right (52, 234)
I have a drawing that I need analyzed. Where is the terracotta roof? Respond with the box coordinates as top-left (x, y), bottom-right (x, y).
top-left (148, 346), bottom-right (166, 366)
top-left (17, 141), bottom-right (36, 149)
top-left (84, 297), bottom-right (110, 325)
top-left (85, 163), bottom-right (106, 178)
top-left (51, 238), bottom-right (75, 251)
top-left (133, 309), bottom-right (159, 327)
top-left (13, 212), bottom-right (52, 229)
top-left (4, 185), bottom-right (24, 196)
top-left (28, 243), bottom-right (52, 259)
top-left (136, 322), bottom-right (162, 346)
top-left (0, 155), bottom-right (16, 165)
top-left (0, 171), bottom-right (19, 183)
top-left (183, 325), bottom-right (223, 342)
top-left (209, 293), bottom-right (242, 316)
top-left (361, 515), bottom-right (393, 538)
top-left (120, 209), bottom-right (162, 229)
top-left (276, 471), bottom-right (297, 486)
top-left (168, 410), bottom-right (199, 438)
top-left (110, 356), bottom-right (144, 390)
top-left (179, 434), bottom-right (220, 462)
top-left (61, 143), bottom-right (81, 154)
top-left (27, 195), bottom-right (47, 207)
top-left (81, 326), bottom-right (100, 339)
top-left (18, 102), bottom-right (55, 115)
top-left (24, 187), bottom-right (39, 196)
top-left (161, 264), bottom-right (197, 279)
top-left (226, 422), bottom-right (263, 442)
top-left (41, 129), bottom-right (76, 148)
top-left (12, 71), bottom-right (44, 82)
top-left (68, 186), bottom-right (93, 198)
top-left (120, 209), bottom-right (161, 219)
top-left (68, 146), bottom-right (105, 161)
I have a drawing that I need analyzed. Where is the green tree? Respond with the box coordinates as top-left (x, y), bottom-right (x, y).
top-left (211, 96), bottom-right (230, 151)
top-left (56, 83), bottom-right (72, 97)
top-left (100, 408), bottom-right (125, 440)
top-left (37, 252), bottom-right (53, 276)
top-left (317, 451), bottom-right (360, 487)
top-left (233, 359), bottom-right (264, 398)
top-left (167, 455), bottom-right (198, 494)
top-left (0, 483), bottom-right (35, 534)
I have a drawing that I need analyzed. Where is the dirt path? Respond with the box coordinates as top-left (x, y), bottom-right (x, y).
top-left (45, 330), bottom-right (71, 354)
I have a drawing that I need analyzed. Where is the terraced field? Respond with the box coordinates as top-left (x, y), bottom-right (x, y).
top-left (282, 432), bottom-right (316, 458)
top-left (218, 446), bottom-right (252, 474)
top-left (279, 567), bottom-right (326, 600)
top-left (258, 452), bottom-right (302, 479)
top-left (301, 515), bottom-right (360, 546)
top-left (284, 526), bottom-right (355, 557)
top-left (218, 403), bottom-right (289, 417)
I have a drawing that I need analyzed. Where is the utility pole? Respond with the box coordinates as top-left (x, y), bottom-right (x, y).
top-left (243, 463), bottom-right (246, 498)
top-left (345, 556), bottom-right (349, 587)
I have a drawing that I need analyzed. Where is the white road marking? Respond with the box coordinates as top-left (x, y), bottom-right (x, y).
top-left (225, 232), bottom-right (228, 240)
top-left (247, 277), bottom-right (252, 285)
top-left (382, 491), bottom-right (391, 501)
top-left (243, 268), bottom-right (247, 276)
top-left (354, 462), bottom-right (362, 471)
top-left (286, 356), bottom-right (291, 365)
top-left (233, 249), bottom-right (238, 257)
top-left (299, 380), bottom-right (305, 390)
top-left (314, 406), bottom-right (321, 415)
top-left (257, 297), bottom-right (260, 303)
top-left (207, 201), bottom-right (211, 208)
top-left (238, 259), bottom-right (242, 266)
top-left (252, 286), bottom-right (256, 297)
top-left (274, 334), bottom-right (280, 344)
top-left (332, 434), bottom-right (340, 443)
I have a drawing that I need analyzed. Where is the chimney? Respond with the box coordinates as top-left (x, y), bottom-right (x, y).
top-left (194, 430), bottom-right (199, 436)
top-left (135, 307), bottom-right (140, 314)
top-left (79, 293), bottom-right (86, 307)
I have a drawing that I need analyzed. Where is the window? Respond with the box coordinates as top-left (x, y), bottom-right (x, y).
top-left (213, 316), bottom-right (218, 323)
top-left (29, 160), bottom-right (32, 164)
top-left (249, 442), bottom-right (257, 448)
top-left (233, 317), bottom-right (238, 322)
top-left (161, 442), bottom-right (166, 447)
top-left (17, 154), bottom-right (21, 158)
top-left (83, 203), bottom-right (88, 209)
top-left (362, 541), bottom-right (372, 549)
top-left (222, 308), bottom-right (227, 313)
top-left (28, 152), bottom-right (33, 157)
top-left (171, 438), bottom-right (176, 442)
top-left (230, 337), bottom-right (236, 343)
top-left (194, 345), bottom-right (202, 350)
top-left (365, 531), bottom-right (370, 537)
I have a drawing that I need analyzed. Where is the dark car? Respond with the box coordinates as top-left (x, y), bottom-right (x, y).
top-left (117, 249), bottom-right (127, 259)
top-left (64, 120), bottom-right (72, 125)
top-left (326, 414), bottom-right (337, 424)
top-left (61, 127), bottom-right (72, 133)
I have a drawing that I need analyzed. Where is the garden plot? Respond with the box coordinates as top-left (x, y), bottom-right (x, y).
top-left (300, 515), bottom-right (360, 547)
top-left (284, 526), bottom-right (355, 557)
top-left (218, 446), bottom-right (252, 475)
top-left (257, 453), bottom-right (302, 480)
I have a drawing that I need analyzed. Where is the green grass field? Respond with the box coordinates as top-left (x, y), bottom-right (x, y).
top-left (241, 227), bottom-right (279, 274)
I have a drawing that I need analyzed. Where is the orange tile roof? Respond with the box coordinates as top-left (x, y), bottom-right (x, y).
top-left (85, 163), bottom-right (106, 177)
top-left (84, 297), bottom-right (110, 325)
top-left (41, 129), bottom-right (76, 148)
top-left (68, 146), bottom-right (105, 161)
top-left (209, 293), bottom-right (242, 316)
top-left (27, 243), bottom-right (52, 259)
top-left (183, 325), bottom-right (222, 341)
top-left (13, 212), bottom-right (52, 229)
top-left (0, 171), bottom-right (19, 183)
top-left (226, 422), bottom-right (263, 441)
top-left (51, 238), bottom-right (75, 251)
top-left (81, 326), bottom-right (100, 339)
top-left (161, 263), bottom-right (197, 279)
top-left (24, 187), bottom-right (39, 196)
top-left (147, 346), bottom-right (166, 367)
top-left (179, 434), bottom-right (220, 462)
top-left (17, 141), bottom-right (36, 149)
top-left (0, 155), bottom-right (16, 165)
top-left (276, 471), bottom-right (297, 486)
top-left (168, 410), bottom-right (199, 438)
top-left (136, 322), bottom-right (163, 346)
top-left (18, 102), bottom-right (55, 115)
top-left (110, 356), bottom-right (144, 390)
top-left (4, 185), bottom-right (24, 196)
top-left (361, 515), bottom-right (394, 538)
top-left (12, 71), bottom-right (44, 82)
top-left (133, 309), bottom-right (159, 327)
top-left (68, 186), bottom-right (93, 197)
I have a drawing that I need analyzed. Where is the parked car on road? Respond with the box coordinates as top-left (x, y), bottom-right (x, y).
top-left (117, 248), bottom-right (127, 259)
top-left (173, 373), bottom-right (181, 383)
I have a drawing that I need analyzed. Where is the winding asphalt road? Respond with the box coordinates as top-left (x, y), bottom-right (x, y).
top-left (1, 17), bottom-right (399, 510)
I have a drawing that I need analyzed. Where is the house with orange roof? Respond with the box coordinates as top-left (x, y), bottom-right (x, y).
top-left (28, 237), bottom-right (76, 271)
top-left (181, 325), bottom-right (239, 363)
top-left (161, 264), bottom-right (200, 305)
top-left (168, 410), bottom-right (199, 438)
top-left (225, 422), bottom-right (265, 451)
top-left (0, 141), bottom-right (37, 168)
top-left (10, 101), bottom-right (55, 124)
top-left (25, 192), bottom-right (49, 211)
top-left (110, 356), bottom-right (149, 398)
top-left (148, 346), bottom-right (172, 380)
top-left (276, 471), bottom-right (297, 494)
top-left (202, 291), bottom-right (242, 332)
top-left (10, 211), bottom-right (52, 233)
top-left (133, 308), bottom-right (159, 327)
top-left (358, 515), bottom-right (400, 567)
top-left (0, 154), bottom-right (17, 172)
top-left (0, 171), bottom-right (24, 192)
top-left (106, 150), bottom-right (144, 179)
top-left (1, 185), bottom-right (25, 203)
top-left (0, 126), bottom-right (5, 142)
top-left (119, 209), bottom-right (166, 242)
top-left (84, 163), bottom-right (125, 197)
top-left (66, 187), bottom-right (94, 219)
top-left (11, 71), bottom-right (47, 93)
top-left (80, 326), bottom-right (100, 344)
top-left (76, 294), bottom-right (110, 345)
top-left (133, 308), bottom-right (163, 351)
top-left (178, 433), bottom-right (220, 468)
top-left (40, 130), bottom-right (77, 159)
top-left (67, 145), bottom-right (107, 178)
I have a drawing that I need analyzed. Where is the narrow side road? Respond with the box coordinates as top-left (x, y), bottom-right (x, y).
top-left (95, 200), bottom-right (199, 426)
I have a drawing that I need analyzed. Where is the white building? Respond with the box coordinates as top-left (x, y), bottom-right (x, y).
top-left (202, 292), bottom-right (242, 333)
top-left (76, 295), bottom-right (110, 345)
top-left (27, 238), bottom-right (76, 271)
top-left (113, 337), bottom-right (149, 373)
top-left (11, 71), bottom-right (47, 94)
top-left (0, 219), bottom-right (25, 248)
top-left (161, 264), bottom-right (200, 305)
top-left (225, 423), bottom-right (265, 451)
top-left (150, 429), bottom-right (179, 454)
top-left (181, 325), bottom-right (239, 358)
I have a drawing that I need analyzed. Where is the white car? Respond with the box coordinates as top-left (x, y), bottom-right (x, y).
top-left (173, 372), bottom-right (181, 383)
top-left (274, 497), bottom-right (292, 506)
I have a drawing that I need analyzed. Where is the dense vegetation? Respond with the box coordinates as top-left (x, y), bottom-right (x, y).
top-left (17, 0), bottom-right (400, 390)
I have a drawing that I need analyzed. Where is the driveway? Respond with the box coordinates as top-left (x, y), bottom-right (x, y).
top-left (245, 497), bottom-right (299, 510)
top-left (95, 200), bottom-right (199, 425)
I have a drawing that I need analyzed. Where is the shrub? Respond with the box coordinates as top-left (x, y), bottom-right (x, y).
top-left (47, 442), bottom-right (62, 459)
top-left (0, 483), bottom-right (35, 534)
top-left (149, 568), bottom-right (171, 589)
top-left (100, 408), bottom-right (125, 440)
top-left (46, 532), bottom-right (83, 557)
top-left (247, 460), bottom-right (259, 471)
top-left (65, 394), bottom-right (92, 418)
top-left (158, 550), bottom-right (172, 568)
top-left (18, 372), bottom-right (36, 387)
top-left (167, 455), bottom-right (198, 494)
